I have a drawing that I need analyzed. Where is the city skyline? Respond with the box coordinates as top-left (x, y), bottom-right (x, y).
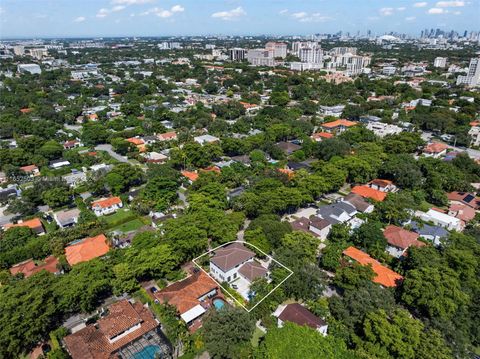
top-left (0, 0), bottom-right (479, 39)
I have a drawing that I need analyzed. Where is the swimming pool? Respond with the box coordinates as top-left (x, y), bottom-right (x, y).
top-left (132, 344), bottom-right (161, 359)
top-left (213, 298), bottom-right (226, 310)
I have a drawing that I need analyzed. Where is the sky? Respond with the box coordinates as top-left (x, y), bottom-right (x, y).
top-left (0, 0), bottom-right (478, 38)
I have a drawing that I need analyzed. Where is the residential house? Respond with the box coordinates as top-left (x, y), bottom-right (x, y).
top-left (54, 208), bottom-right (81, 228)
top-left (448, 203), bottom-right (476, 223)
top-left (62, 170), bottom-right (87, 187)
top-left (194, 134), bottom-right (220, 145)
top-left (308, 217), bottom-right (333, 240)
top-left (155, 270), bottom-right (219, 331)
top-left (342, 246), bottom-right (403, 287)
top-left (91, 197), bottom-right (123, 216)
top-left (0, 185), bottom-right (20, 203)
top-left (63, 139), bottom-right (82, 150)
top-left (367, 179), bottom-right (397, 193)
top-left (10, 256), bottom-right (60, 278)
top-left (181, 170), bottom-right (199, 183)
top-left (416, 208), bottom-right (463, 231)
top-left (209, 242), bottom-right (256, 284)
top-left (3, 218), bottom-right (45, 235)
top-left (64, 299), bottom-right (169, 359)
top-left (447, 191), bottom-right (480, 210)
top-left (423, 142), bottom-right (448, 158)
top-left (141, 151), bottom-right (168, 164)
top-left (50, 159), bottom-right (71, 169)
top-left (141, 135), bottom-right (158, 145)
top-left (126, 137), bottom-right (146, 152)
top-left (342, 193), bottom-right (374, 213)
top-left (157, 131), bottom-right (177, 141)
top-left (321, 119), bottom-right (357, 134)
top-left (273, 303), bottom-right (328, 336)
top-left (231, 155), bottom-right (252, 166)
top-left (273, 141), bottom-right (300, 156)
top-left (310, 132), bottom-right (334, 142)
top-left (366, 122), bottom-right (403, 137)
top-left (409, 221), bottom-right (449, 246)
top-left (65, 234), bottom-right (110, 266)
top-left (20, 164), bottom-right (40, 177)
top-left (351, 185), bottom-right (387, 202)
top-left (383, 225), bottom-right (426, 258)
top-left (317, 201), bottom-right (357, 223)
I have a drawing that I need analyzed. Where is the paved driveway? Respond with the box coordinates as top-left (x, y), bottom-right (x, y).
top-left (94, 144), bottom-right (129, 163)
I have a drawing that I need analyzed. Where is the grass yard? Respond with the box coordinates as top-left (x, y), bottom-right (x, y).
top-left (102, 208), bottom-right (136, 225)
top-left (113, 218), bottom-right (144, 233)
top-left (251, 326), bottom-right (265, 347)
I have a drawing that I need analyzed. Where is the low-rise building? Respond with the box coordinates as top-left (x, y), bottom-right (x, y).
top-left (384, 225), bottom-right (426, 258)
top-left (273, 303), bottom-right (328, 336)
top-left (91, 197), bottom-right (123, 216)
top-left (3, 217), bottom-right (45, 235)
top-left (321, 119), bottom-right (357, 134)
top-left (194, 134), bottom-right (220, 145)
top-left (54, 208), bottom-right (81, 228)
top-left (416, 209), bottom-right (463, 232)
top-left (65, 234), bottom-right (110, 266)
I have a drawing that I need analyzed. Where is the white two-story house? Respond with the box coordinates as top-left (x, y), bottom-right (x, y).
top-left (209, 243), bottom-right (256, 283)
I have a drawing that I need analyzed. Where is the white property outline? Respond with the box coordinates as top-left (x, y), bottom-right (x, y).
top-left (192, 240), bottom-right (294, 312)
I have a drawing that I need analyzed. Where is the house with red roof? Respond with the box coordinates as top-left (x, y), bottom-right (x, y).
top-left (155, 271), bottom-right (219, 331)
top-left (311, 132), bottom-right (334, 142)
top-left (181, 170), bottom-right (199, 183)
top-left (65, 234), bottom-right (110, 266)
top-left (9, 256), bottom-right (60, 278)
top-left (423, 142), bottom-right (448, 158)
top-left (91, 196), bottom-right (123, 216)
top-left (3, 217), bottom-right (45, 235)
top-left (367, 179), bottom-right (397, 193)
top-left (351, 185), bottom-right (387, 202)
top-left (448, 203), bottom-right (476, 223)
top-left (447, 191), bottom-right (480, 210)
top-left (63, 139), bottom-right (82, 150)
top-left (384, 225), bottom-right (426, 258)
top-left (19, 164), bottom-right (40, 177)
top-left (342, 246), bottom-right (403, 287)
top-left (63, 299), bottom-right (168, 359)
top-left (321, 119), bottom-right (358, 134)
top-left (273, 303), bottom-right (328, 336)
top-left (157, 131), bottom-right (177, 141)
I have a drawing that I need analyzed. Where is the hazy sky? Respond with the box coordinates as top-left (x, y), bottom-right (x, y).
top-left (0, 0), bottom-right (479, 38)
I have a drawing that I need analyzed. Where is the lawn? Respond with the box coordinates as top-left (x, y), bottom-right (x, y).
top-left (113, 219), bottom-right (144, 233)
top-left (251, 326), bottom-right (265, 347)
top-left (102, 208), bottom-right (136, 225)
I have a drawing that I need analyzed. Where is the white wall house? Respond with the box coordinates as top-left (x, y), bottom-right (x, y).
top-left (91, 197), bottom-right (123, 216)
top-left (416, 209), bottom-right (463, 232)
top-left (209, 243), bottom-right (255, 283)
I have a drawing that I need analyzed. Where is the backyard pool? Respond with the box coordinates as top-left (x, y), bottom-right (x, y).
top-left (213, 298), bottom-right (226, 310)
top-left (132, 344), bottom-right (161, 359)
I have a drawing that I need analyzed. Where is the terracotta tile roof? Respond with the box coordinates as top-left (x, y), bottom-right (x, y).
top-left (449, 203), bottom-right (476, 222)
top-left (384, 225), bottom-right (425, 250)
top-left (157, 131), bottom-right (177, 140)
top-left (181, 170), bottom-right (199, 182)
top-left (9, 256), bottom-right (59, 278)
top-left (88, 114), bottom-right (98, 120)
top-left (238, 261), bottom-right (268, 282)
top-left (64, 300), bottom-right (159, 359)
top-left (65, 234), bottom-right (110, 266)
top-left (278, 168), bottom-right (294, 179)
top-left (278, 303), bottom-right (326, 329)
top-left (322, 119), bottom-right (357, 129)
top-left (470, 121), bottom-right (480, 127)
top-left (20, 165), bottom-right (38, 173)
top-left (201, 166), bottom-right (221, 174)
top-left (91, 197), bottom-right (122, 209)
top-left (239, 101), bottom-right (259, 109)
top-left (424, 142), bottom-right (448, 154)
top-left (210, 242), bottom-right (255, 272)
top-left (311, 132), bottom-right (334, 139)
top-left (126, 137), bottom-right (145, 146)
top-left (4, 218), bottom-right (44, 234)
top-left (351, 185), bottom-right (387, 202)
top-left (447, 191), bottom-right (480, 209)
top-left (155, 271), bottom-right (218, 314)
top-left (20, 108), bottom-right (33, 114)
top-left (342, 246), bottom-right (403, 287)
top-left (97, 300), bottom-right (143, 339)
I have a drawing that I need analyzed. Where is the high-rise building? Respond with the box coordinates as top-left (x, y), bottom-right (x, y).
top-left (13, 46), bottom-right (25, 56)
top-left (246, 49), bottom-right (275, 67)
top-left (434, 57), bottom-right (447, 68)
top-left (229, 48), bottom-right (246, 61)
top-left (456, 57), bottom-right (480, 87)
top-left (265, 42), bottom-right (287, 59)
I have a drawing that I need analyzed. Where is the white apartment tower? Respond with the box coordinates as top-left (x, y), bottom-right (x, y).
top-left (434, 57), bottom-right (447, 68)
top-left (265, 42), bottom-right (287, 58)
top-left (457, 57), bottom-right (480, 87)
top-left (229, 48), bottom-right (246, 61)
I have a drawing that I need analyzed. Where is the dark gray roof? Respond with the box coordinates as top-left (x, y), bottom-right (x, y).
top-left (410, 221), bottom-right (449, 238)
top-left (317, 202), bottom-right (356, 219)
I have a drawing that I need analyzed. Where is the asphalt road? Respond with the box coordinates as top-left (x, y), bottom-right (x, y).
top-left (94, 144), bottom-right (129, 163)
